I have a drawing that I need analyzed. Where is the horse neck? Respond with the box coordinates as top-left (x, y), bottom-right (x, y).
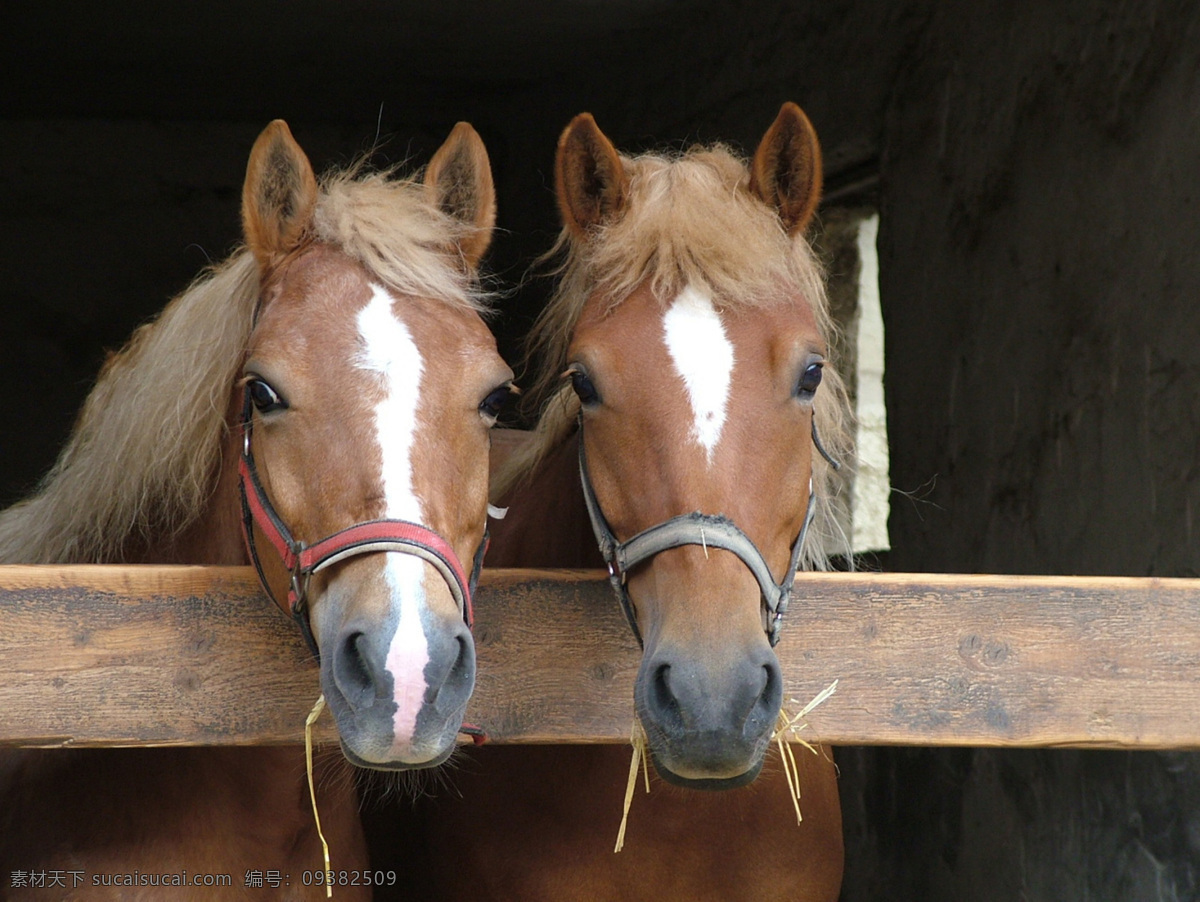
top-left (132, 390), bottom-right (247, 566)
top-left (486, 431), bottom-right (602, 569)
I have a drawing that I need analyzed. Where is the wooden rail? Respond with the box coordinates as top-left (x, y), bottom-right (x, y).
top-left (1, 565), bottom-right (1198, 750)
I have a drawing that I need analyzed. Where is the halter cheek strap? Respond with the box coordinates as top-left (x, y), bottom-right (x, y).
top-left (577, 416), bottom-right (837, 647)
top-left (237, 387), bottom-right (487, 661)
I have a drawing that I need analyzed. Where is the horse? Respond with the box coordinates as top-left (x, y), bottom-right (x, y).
top-left (416, 103), bottom-right (854, 900)
top-left (0, 118), bottom-right (511, 899)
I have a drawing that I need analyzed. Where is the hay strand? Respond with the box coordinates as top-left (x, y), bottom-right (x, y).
top-left (773, 678), bottom-right (838, 825)
top-left (613, 679), bottom-right (837, 847)
top-left (614, 722), bottom-right (651, 853)
top-left (305, 694), bottom-right (334, 898)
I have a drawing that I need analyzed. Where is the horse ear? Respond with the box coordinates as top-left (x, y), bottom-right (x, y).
top-left (425, 122), bottom-right (497, 270)
top-left (242, 120), bottom-right (318, 269)
top-left (749, 102), bottom-right (823, 235)
top-left (555, 113), bottom-right (629, 235)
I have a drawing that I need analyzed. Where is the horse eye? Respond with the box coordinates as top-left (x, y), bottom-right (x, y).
top-left (248, 378), bottom-right (286, 413)
top-left (797, 363), bottom-right (823, 399)
top-left (570, 370), bottom-right (600, 406)
top-left (479, 385), bottom-right (513, 422)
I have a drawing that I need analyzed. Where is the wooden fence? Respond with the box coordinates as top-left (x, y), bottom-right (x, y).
top-left (2, 565), bottom-right (1197, 749)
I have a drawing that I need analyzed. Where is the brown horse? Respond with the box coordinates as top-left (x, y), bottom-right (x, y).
top-left (0, 119), bottom-right (511, 898)
top-left (419, 104), bottom-right (853, 900)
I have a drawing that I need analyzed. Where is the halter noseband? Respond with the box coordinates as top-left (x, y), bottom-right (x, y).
top-left (577, 416), bottom-right (839, 648)
top-left (237, 387), bottom-right (487, 660)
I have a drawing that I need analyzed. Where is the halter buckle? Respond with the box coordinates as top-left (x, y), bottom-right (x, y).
top-left (290, 567), bottom-right (310, 611)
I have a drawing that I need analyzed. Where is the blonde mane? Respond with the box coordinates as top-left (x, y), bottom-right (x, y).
top-left (500, 143), bottom-right (855, 569)
top-left (0, 162), bottom-right (489, 564)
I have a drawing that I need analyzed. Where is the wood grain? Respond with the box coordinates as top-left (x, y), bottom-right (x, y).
top-left (1, 566), bottom-right (1198, 749)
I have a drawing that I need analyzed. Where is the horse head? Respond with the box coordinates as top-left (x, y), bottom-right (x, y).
top-left (239, 121), bottom-right (512, 769)
top-left (548, 104), bottom-right (848, 788)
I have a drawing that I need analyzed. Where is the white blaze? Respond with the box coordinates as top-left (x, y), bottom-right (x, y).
top-left (662, 285), bottom-right (734, 462)
top-left (355, 284), bottom-right (429, 747)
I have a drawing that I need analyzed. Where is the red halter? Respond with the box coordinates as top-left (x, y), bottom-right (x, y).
top-left (237, 387), bottom-right (486, 659)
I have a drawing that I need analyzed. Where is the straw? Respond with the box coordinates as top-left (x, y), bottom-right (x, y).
top-left (614, 722), bottom-right (651, 853)
top-left (772, 678), bottom-right (838, 825)
top-left (305, 694), bottom-right (334, 898)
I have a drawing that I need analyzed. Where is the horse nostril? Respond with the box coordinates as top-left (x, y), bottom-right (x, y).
top-left (649, 662), bottom-right (684, 732)
top-left (746, 660), bottom-right (784, 736)
top-left (334, 630), bottom-right (377, 711)
top-left (424, 623), bottom-right (475, 710)
top-left (762, 661), bottom-right (780, 703)
top-left (450, 633), bottom-right (473, 683)
top-left (430, 632), bottom-right (475, 705)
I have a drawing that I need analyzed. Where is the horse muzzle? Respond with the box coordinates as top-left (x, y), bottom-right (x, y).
top-left (634, 635), bottom-right (783, 788)
top-left (319, 575), bottom-right (477, 770)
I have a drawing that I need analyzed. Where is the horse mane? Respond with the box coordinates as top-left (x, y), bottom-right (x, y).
top-left (499, 143), bottom-right (855, 569)
top-left (315, 165), bottom-right (490, 314)
top-left (0, 161), bottom-right (489, 565)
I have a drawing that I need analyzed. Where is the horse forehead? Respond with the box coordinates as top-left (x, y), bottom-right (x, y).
top-left (396, 291), bottom-right (500, 366)
top-left (257, 250), bottom-right (372, 349)
top-left (275, 244), bottom-right (368, 304)
top-left (349, 287), bottom-right (496, 417)
top-left (264, 255), bottom-right (496, 372)
top-left (722, 301), bottom-right (824, 373)
top-left (575, 285), bottom-right (818, 383)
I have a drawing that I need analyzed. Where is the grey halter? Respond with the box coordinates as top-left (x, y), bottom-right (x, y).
top-left (577, 416), bottom-right (841, 647)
